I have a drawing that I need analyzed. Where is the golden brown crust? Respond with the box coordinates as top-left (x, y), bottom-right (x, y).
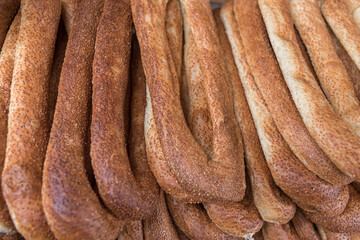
top-left (291, 0), bottom-right (360, 137)
top-left (221, 0), bottom-right (348, 216)
top-left (2, 0), bottom-right (60, 239)
top-left (292, 208), bottom-right (321, 240)
top-left (143, 0), bottom-right (195, 203)
top-left (322, 0), bottom-right (360, 71)
top-left (200, 10), bottom-right (263, 239)
top-left (0, 0), bottom-right (19, 50)
top-left (91, 0), bottom-right (158, 220)
top-left (143, 191), bottom-right (180, 240)
top-left (60, 0), bottom-right (79, 34)
top-left (329, 26), bottom-right (360, 101)
top-left (352, 232), bottom-right (360, 240)
top-left (237, 0), bottom-right (350, 185)
top-left (317, 226), bottom-right (351, 240)
top-left (0, 13), bottom-right (20, 234)
top-left (118, 221), bottom-right (144, 240)
top-left (306, 186), bottom-right (360, 233)
top-left (220, 1), bottom-right (296, 224)
top-left (262, 222), bottom-right (300, 240)
top-left (42, 0), bottom-right (122, 239)
top-left (132, 0), bottom-right (244, 202)
top-left (259, 0), bottom-right (360, 182)
top-left (345, 0), bottom-right (360, 30)
top-left (166, 195), bottom-right (241, 240)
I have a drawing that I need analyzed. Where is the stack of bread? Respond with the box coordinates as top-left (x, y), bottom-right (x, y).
top-left (0, 0), bottom-right (360, 239)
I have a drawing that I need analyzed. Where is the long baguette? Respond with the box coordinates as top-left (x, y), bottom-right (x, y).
top-left (2, 0), bottom-right (60, 239)
top-left (291, 0), bottom-right (360, 137)
top-left (0, 13), bottom-right (20, 234)
top-left (143, 0), bottom-right (195, 203)
top-left (236, 0), bottom-right (350, 185)
top-left (42, 0), bottom-right (122, 239)
top-left (220, 1), bottom-right (296, 224)
top-left (132, 0), bottom-right (245, 202)
top-left (258, 0), bottom-right (360, 181)
top-left (166, 195), bottom-right (241, 240)
top-left (0, 0), bottom-right (19, 50)
top-left (221, 0), bottom-right (348, 216)
top-left (201, 9), bottom-right (263, 238)
top-left (292, 208), bottom-right (321, 240)
top-left (321, 0), bottom-right (360, 71)
top-left (90, 0), bottom-right (158, 220)
top-left (305, 186), bottom-right (360, 233)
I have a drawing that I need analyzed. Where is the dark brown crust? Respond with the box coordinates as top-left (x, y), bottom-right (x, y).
top-left (0, 13), bottom-right (20, 234)
top-left (221, 0), bottom-right (348, 216)
top-left (143, 191), bottom-right (180, 240)
top-left (91, 0), bottom-right (158, 220)
top-left (291, 0), bottom-right (360, 137)
top-left (292, 208), bottom-right (321, 240)
top-left (42, 0), bottom-right (122, 239)
top-left (2, 0), bottom-right (60, 239)
top-left (306, 186), bottom-right (360, 233)
top-left (166, 195), bottom-right (241, 240)
top-left (220, 1), bottom-right (296, 224)
top-left (118, 221), bottom-right (144, 240)
top-left (0, 233), bottom-right (24, 240)
top-left (0, 0), bottom-right (19, 50)
top-left (237, 0), bottom-right (350, 185)
top-left (262, 222), bottom-right (300, 240)
top-left (258, 0), bottom-right (360, 182)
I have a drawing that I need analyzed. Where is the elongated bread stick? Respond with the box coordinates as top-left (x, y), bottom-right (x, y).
top-left (132, 0), bottom-right (244, 202)
top-left (166, 195), bottom-right (241, 240)
top-left (143, 0), bottom-right (195, 203)
top-left (344, 0), bottom-right (360, 30)
top-left (60, 0), bottom-right (79, 34)
top-left (292, 208), bottom-right (321, 240)
top-left (0, 13), bottom-right (20, 234)
top-left (237, 0), bottom-right (350, 185)
top-left (2, 0), bottom-right (60, 238)
top-left (220, 2), bottom-right (296, 224)
top-left (0, 0), bottom-right (19, 50)
top-left (143, 191), bottom-right (180, 240)
top-left (259, 0), bottom-right (360, 181)
top-left (91, 0), bottom-right (158, 220)
top-left (329, 26), bottom-right (360, 101)
top-left (262, 222), bottom-right (300, 240)
top-left (42, 0), bottom-right (122, 239)
top-left (306, 186), bottom-right (360, 233)
top-left (291, 0), bottom-right (360, 137)
top-left (200, 9), bottom-right (263, 239)
top-left (322, 0), bottom-right (360, 71)
top-left (221, 0), bottom-right (348, 216)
